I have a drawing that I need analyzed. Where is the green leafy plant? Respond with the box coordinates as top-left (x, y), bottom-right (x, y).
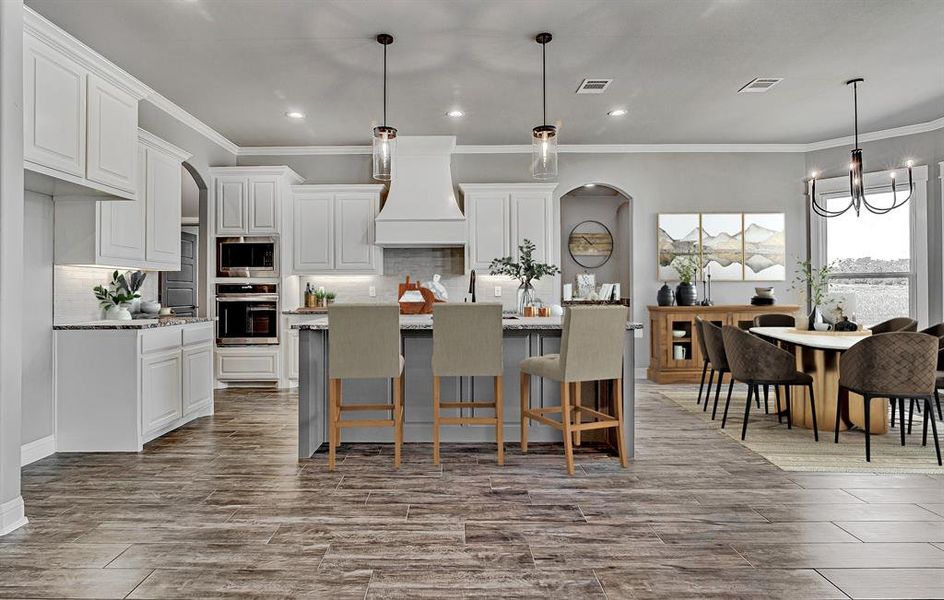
top-left (93, 270), bottom-right (138, 309)
top-left (488, 239), bottom-right (560, 285)
top-left (117, 270), bottom-right (146, 296)
top-left (325, 291), bottom-right (336, 302)
top-left (791, 258), bottom-right (834, 307)
top-left (314, 288), bottom-right (327, 301)
top-left (672, 249), bottom-right (700, 284)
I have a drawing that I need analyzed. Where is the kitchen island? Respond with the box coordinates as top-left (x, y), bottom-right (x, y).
top-left (295, 314), bottom-right (643, 459)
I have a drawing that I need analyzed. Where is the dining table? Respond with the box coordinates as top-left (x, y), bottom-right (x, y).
top-left (749, 326), bottom-right (888, 434)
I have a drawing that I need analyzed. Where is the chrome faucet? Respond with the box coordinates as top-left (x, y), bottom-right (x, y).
top-left (467, 269), bottom-right (476, 303)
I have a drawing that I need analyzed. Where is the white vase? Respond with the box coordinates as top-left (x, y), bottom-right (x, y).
top-left (104, 305), bottom-right (132, 321)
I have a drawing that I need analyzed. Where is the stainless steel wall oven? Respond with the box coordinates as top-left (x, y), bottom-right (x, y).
top-left (216, 283), bottom-right (279, 345)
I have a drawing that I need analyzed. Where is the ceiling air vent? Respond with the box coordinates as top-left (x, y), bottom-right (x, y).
top-left (576, 78), bottom-right (613, 94)
top-left (738, 77), bottom-right (783, 93)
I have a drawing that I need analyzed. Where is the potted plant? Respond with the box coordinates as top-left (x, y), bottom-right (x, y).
top-left (117, 270), bottom-right (146, 314)
top-left (489, 239), bottom-right (561, 314)
top-left (326, 291), bottom-right (336, 305)
top-left (672, 249), bottom-right (700, 306)
top-left (93, 271), bottom-right (139, 320)
top-left (791, 259), bottom-right (834, 329)
top-left (314, 287), bottom-right (327, 308)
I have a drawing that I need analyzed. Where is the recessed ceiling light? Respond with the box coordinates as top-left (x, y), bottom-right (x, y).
top-left (285, 111), bottom-right (305, 119)
top-left (607, 108), bottom-right (628, 117)
top-left (584, 184), bottom-right (596, 188)
top-left (446, 110), bottom-right (464, 118)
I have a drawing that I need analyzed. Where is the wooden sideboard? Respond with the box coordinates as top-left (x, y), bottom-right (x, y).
top-left (647, 304), bottom-right (801, 384)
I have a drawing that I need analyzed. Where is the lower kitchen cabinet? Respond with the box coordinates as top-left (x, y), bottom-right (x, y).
top-left (215, 346), bottom-right (280, 382)
top-left (55, 321), bottom-right (214, 452)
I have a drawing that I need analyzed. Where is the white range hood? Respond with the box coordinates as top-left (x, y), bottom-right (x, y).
top-left (374, 136), bottom-right (466, 247)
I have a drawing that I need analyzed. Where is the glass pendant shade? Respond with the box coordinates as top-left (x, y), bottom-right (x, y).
top-left (531, 125), bottom-right (558, 180)
top-left (372, 125), bottom-right (397, 181)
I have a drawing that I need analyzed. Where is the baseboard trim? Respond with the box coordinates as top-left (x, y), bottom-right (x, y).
top-left (0, 496), bottom-right (28, 536)
top-left (21, 434), bottom-right (56, 466)
top-left (635, 367), bottom-right (648, 380)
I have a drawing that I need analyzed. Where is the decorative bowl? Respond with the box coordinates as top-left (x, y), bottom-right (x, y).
top-left (141, 300), bottom-right (161, 315)
top-left (672, 330), bottom-right (686, 338)
top-left (754, 287), bottom-right (775, 299)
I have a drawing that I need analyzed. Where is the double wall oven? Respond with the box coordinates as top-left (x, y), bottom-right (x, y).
top-left (216, 283), bottom-right (279, 346)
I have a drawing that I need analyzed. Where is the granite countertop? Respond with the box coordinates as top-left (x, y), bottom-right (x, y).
top-left (293, 314), bottom-right (644, 331)
top-left (282, 308), bottom-right (327, 315)
top-left (54, 317), bottom-right (215, 330)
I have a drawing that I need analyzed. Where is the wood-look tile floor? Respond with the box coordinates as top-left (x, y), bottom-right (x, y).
top-left (3, 382), bottom-right (943, 599)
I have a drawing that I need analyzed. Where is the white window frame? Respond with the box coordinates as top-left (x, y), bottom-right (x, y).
top-left (808, 164), bottom-right (929, 327)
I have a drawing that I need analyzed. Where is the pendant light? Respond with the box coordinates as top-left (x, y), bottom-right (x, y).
top-left (372, 33), bottom-right (396, 181)
top-left (810, 78), bottom-right (914, 218)
top-left (531, 32), bottom-right (558, 180)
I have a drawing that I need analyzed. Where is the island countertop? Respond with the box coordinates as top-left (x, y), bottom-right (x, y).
top-left (293, 314), bottom-right (644, 331)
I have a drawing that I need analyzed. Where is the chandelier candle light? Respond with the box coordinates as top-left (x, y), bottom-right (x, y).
top-left (810, 78), bottom-right (914, 218)
top-left (531, 32), bottom-right (558, 180)
top-left (372, 33), bottom-right (397, 181)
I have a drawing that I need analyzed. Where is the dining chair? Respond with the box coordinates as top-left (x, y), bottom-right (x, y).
top-left (694, 317), bottom-right (714, 407)
top-left (836, 332), bottom-right (940, 465)
top-left (902, 324), bottom-right (944, 426)
top-left (701, 321), bottom-right (734, 420)
top-left (721, 325), bottom-right (817, 441)
top-left (752, 313), bottom-right (796, 418)
top-left (432, 303), bottom-right (504, 465)
top-left (869, 317), bottom-right (918, 334)
top-left (519, 306), bottom-right (628, 475)
top-left (327, 304), bottom-right (404, 470)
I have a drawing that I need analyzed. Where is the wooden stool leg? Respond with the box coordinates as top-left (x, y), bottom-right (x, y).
top-left (328, 378), bottom-right (338, 471)
top-left (520, 372), bottom-right (530, 453)
top-left (495, 375), bottom-right (504, 465)
top-left (573, 381), bottom-right (582, 447)
top-left (393, 376), bottom-right (402, 469)
top-left (614, 377), bottom-right (628, 468)
top-left (560, 381), bottom-right (575, 475)
top-left (432, 375), bottom-right (441, 465)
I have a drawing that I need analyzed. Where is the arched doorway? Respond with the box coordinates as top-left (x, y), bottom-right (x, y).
top-left (560, 183), bottom-right (632, 304)
top-left (158, 162), bottom-right (210, 317)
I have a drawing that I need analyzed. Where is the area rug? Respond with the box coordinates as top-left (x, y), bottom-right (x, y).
top-left (649, 382), bottom-right (944, 474)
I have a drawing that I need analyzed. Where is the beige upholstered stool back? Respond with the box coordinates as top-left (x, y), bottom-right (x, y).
top-left (560, 306), bottom-right (628, 382)
top-left (432, 303), bottom-right (503, 377)
top-left (328, 304), bottom-right (401, 379)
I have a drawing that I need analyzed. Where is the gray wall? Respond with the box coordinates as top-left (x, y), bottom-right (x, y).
top-left (560, 189), bottom-right (629, 293)
top-left (806, 129), bottom-right (944, 323)
top-left (22, 192), bottom-right (53, 445)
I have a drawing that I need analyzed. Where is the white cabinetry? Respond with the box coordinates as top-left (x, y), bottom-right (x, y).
top-left (55, 322), bottom-right (214, 452)
top-left (460, 183), bottom-right (557, 272)
top-left (54, 130), bottom-right (191, 270)
top-left (210, 167), bottom-right (302, 236)
top-left (292, 185), bottom-right (384, 274)
top-left (23, 13), bottom-right (149, 200)
top-left (280, 313), bottom-right (309, 387)
top-left (215, 346), bottom-right (280, 382)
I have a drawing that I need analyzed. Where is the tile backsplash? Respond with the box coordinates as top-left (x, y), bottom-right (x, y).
top-left (54, 266), bottom-right (159, 323)
top-left (293, 248), bottom-right (559, 311)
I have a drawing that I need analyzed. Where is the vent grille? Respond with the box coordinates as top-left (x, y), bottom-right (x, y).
top-left (738, 77), bottom-right (783, 93)
top-left (576, 78), bottom-right (613, 94)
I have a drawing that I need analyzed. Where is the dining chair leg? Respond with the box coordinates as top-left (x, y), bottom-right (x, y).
top-left (328, 378), bottom-right (338, 471)
top-left (495, 375), bottom-right (504, 466)
top-left (393, 376), bottom-right (403, 469)
top-left (935, 388), bottom-right (943, 420)
top-left (697, 360), bottom-right (709, 405)
top-left (614, 377), bottom-right (629, 468)
top-left (834, 386), bottom-right (842, 444)
top-left (808, 383), bottom-right (819, 442)
top-left (864, 395), bottom-right (872, 462)
top-left (711, 371), bottom-right (724, 420)
top-left (721, 377), bottom-right (738, 429)
top-left (901, 398), bottom-right (909, 445)
top-left (891, 398), bottom-right (897, 428)
top-left (927, 398), bottom-right (942, 465)
top-left (573, 382), bottom-right (582, 447)
top-left (519, 372), bottom-right (530, 453)
top-left (741, 384), bottom-right (754, 441)
top-left (755, 386), bottom-right (761, 409)
top-left (432, 375), bottom-right (441, 465)
top-left (703, 370), bottom-right (714, 412)
top-left (923, 399), bottom-right (930, 447)
top-left (560, 381), bottom-right (575, 475)
top-left (775, 385), bottom-right (783, 424)
top-left (908, 398), bottom-right (915, 436)
top-left (785, 385), bottom-right (792, 429)
top-left (763, 384), bottom-right (770, 414)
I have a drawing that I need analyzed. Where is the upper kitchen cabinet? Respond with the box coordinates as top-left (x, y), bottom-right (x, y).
top-left (55, 130), bottom-right (192, 270)
top-left (23, 9), bottom-right (149, 200)
top-left (460, 183), bottom-right (557, 272)
top-left (210, 167), bottom-right (303, 236)
top-left (291, 185), bottom-right (385, 274)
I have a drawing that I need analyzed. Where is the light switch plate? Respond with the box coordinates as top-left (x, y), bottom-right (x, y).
top-left (368, 286), bottom-right (376, 297)
top-left (494, 286), bottom-right (502, 297)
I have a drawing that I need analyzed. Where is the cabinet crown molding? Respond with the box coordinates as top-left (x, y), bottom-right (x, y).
top-left (459, 183), bottom-right (559, 193)
top-left (139, 129), bottom-right (192, 162)
top-left (292, 184), bottom-right (386, 194)
top-left (208, 165), bottom-right (304, 183)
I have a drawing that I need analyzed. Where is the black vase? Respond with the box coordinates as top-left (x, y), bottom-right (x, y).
top-left (657, 284), bottom-right (675, 306)
top-left (676, 282), bottom-right (698, 306)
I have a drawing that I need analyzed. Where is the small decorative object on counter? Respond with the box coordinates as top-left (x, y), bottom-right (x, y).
top-left (140, 300), bottom-right (161, 315)
top-left (326, 291), bottom-right (336, 304)
top-left (119, 271), bottom-right (146, 314)
top-left (562, 283), bottom-right (573, 301)
top-left (673, 345), bottom-right (687, 360)
top-left (304, 283), bottom-right (315, 308)
top-left (488, 239), bottom-right (560, 315)
top-left (575, 272), bottom-right (596, 299)
top-left (397, 276), bottom-right (435, 314)
top-left (699, 267), bottom-right (713, 306)
top-left (538, 306), bottom-right (550, 317)
top-left (425, 274), bottom-right (448, 302)
top-left (549, 304), bottom-right (564, 316)
top-left (834, 316), bottom-right (858, 332)
top-left (158, 307), bottom-right (174, 317)
top-left (671, 247), bottom-right (699, 306)
top-left (750, 285), bottom-right (775, 306)
top-left (523, 305), bottom-right (536, 317)
top-left (93, 270), bottom-right (138, 321)
top-left (656, 283), bottom-right (675, 306)
top-left (314, 287), bottom-right (327, 307)
top-left (791, 258), bottom-right (833, 330)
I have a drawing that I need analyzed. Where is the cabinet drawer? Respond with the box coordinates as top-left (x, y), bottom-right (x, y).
top-left (141, 327), bottom-right (182, 354)
top-left (215, 348), bottom-right (280, 380)
top-left (182, 323), bottom-right (214, 346)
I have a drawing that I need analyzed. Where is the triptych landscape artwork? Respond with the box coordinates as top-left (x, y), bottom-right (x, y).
top-left (657, 213), bottom-right (786, 281)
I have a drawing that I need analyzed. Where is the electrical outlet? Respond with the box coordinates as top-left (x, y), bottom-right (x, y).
top-left (494, 286), bottom-right (502, 297)
top-left (368, 286), bottom-right (376, 297)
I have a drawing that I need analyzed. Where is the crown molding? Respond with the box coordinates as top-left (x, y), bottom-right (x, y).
top-left (805, 115), bottom-right (944, 152)
top-left (208, 165), bottom-right (304, 183)
top-left (237, 145), bottom-right (371, 156)
top-left (145, 92), bottom-right (240, 156)
top-left (138, 128), bottom-right (193, 162)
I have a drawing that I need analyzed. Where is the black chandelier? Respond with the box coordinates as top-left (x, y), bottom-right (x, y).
top-left (810, 78), bottom-right (914, 218)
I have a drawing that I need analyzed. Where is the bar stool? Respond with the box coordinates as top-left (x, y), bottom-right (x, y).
top-left (432, 303), bottom-right (504, 465)
top-left (519, 306), bottom-right (628, 475)
top-left (327, 304), bottom-right (404, 471)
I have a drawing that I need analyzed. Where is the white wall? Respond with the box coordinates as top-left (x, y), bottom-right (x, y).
top-left (560, 188), bottom-right (629, 292)
top-left (22, 192), bottom-right (53, 446)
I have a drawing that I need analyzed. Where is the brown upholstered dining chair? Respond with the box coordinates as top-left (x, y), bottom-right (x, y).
top-left (869, 317), bottom-right (918, 334)
top-left (753, 313), bottom-right (796, 328)
top-left (896, 324), bottom-right (944, 430)
top-left (694, 317), bottom-right (714, 407)
top-left (721, 325), bottom-right (817, 441)
top-left (700, 321), bottom-right (732, 420)
top-left (836, 332), bottom-right (940, 465)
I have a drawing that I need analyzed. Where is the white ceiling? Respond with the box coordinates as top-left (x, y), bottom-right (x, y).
top-left (26, 0), bottom-right (944, 147)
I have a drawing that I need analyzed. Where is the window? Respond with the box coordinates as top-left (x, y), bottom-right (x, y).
top-left (823, 191), bottom-right (911, 326)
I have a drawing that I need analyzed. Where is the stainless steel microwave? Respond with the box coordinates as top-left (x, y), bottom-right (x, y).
top-left (216, 236), bottom-right (278, 278)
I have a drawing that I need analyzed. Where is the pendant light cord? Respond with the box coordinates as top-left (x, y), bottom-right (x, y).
top-left (852, 80), bottom-right (858, 147)
top-left (383, 42), bottom-right (387, 127)
top-left (542, 40), bottom-right (547, 126)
